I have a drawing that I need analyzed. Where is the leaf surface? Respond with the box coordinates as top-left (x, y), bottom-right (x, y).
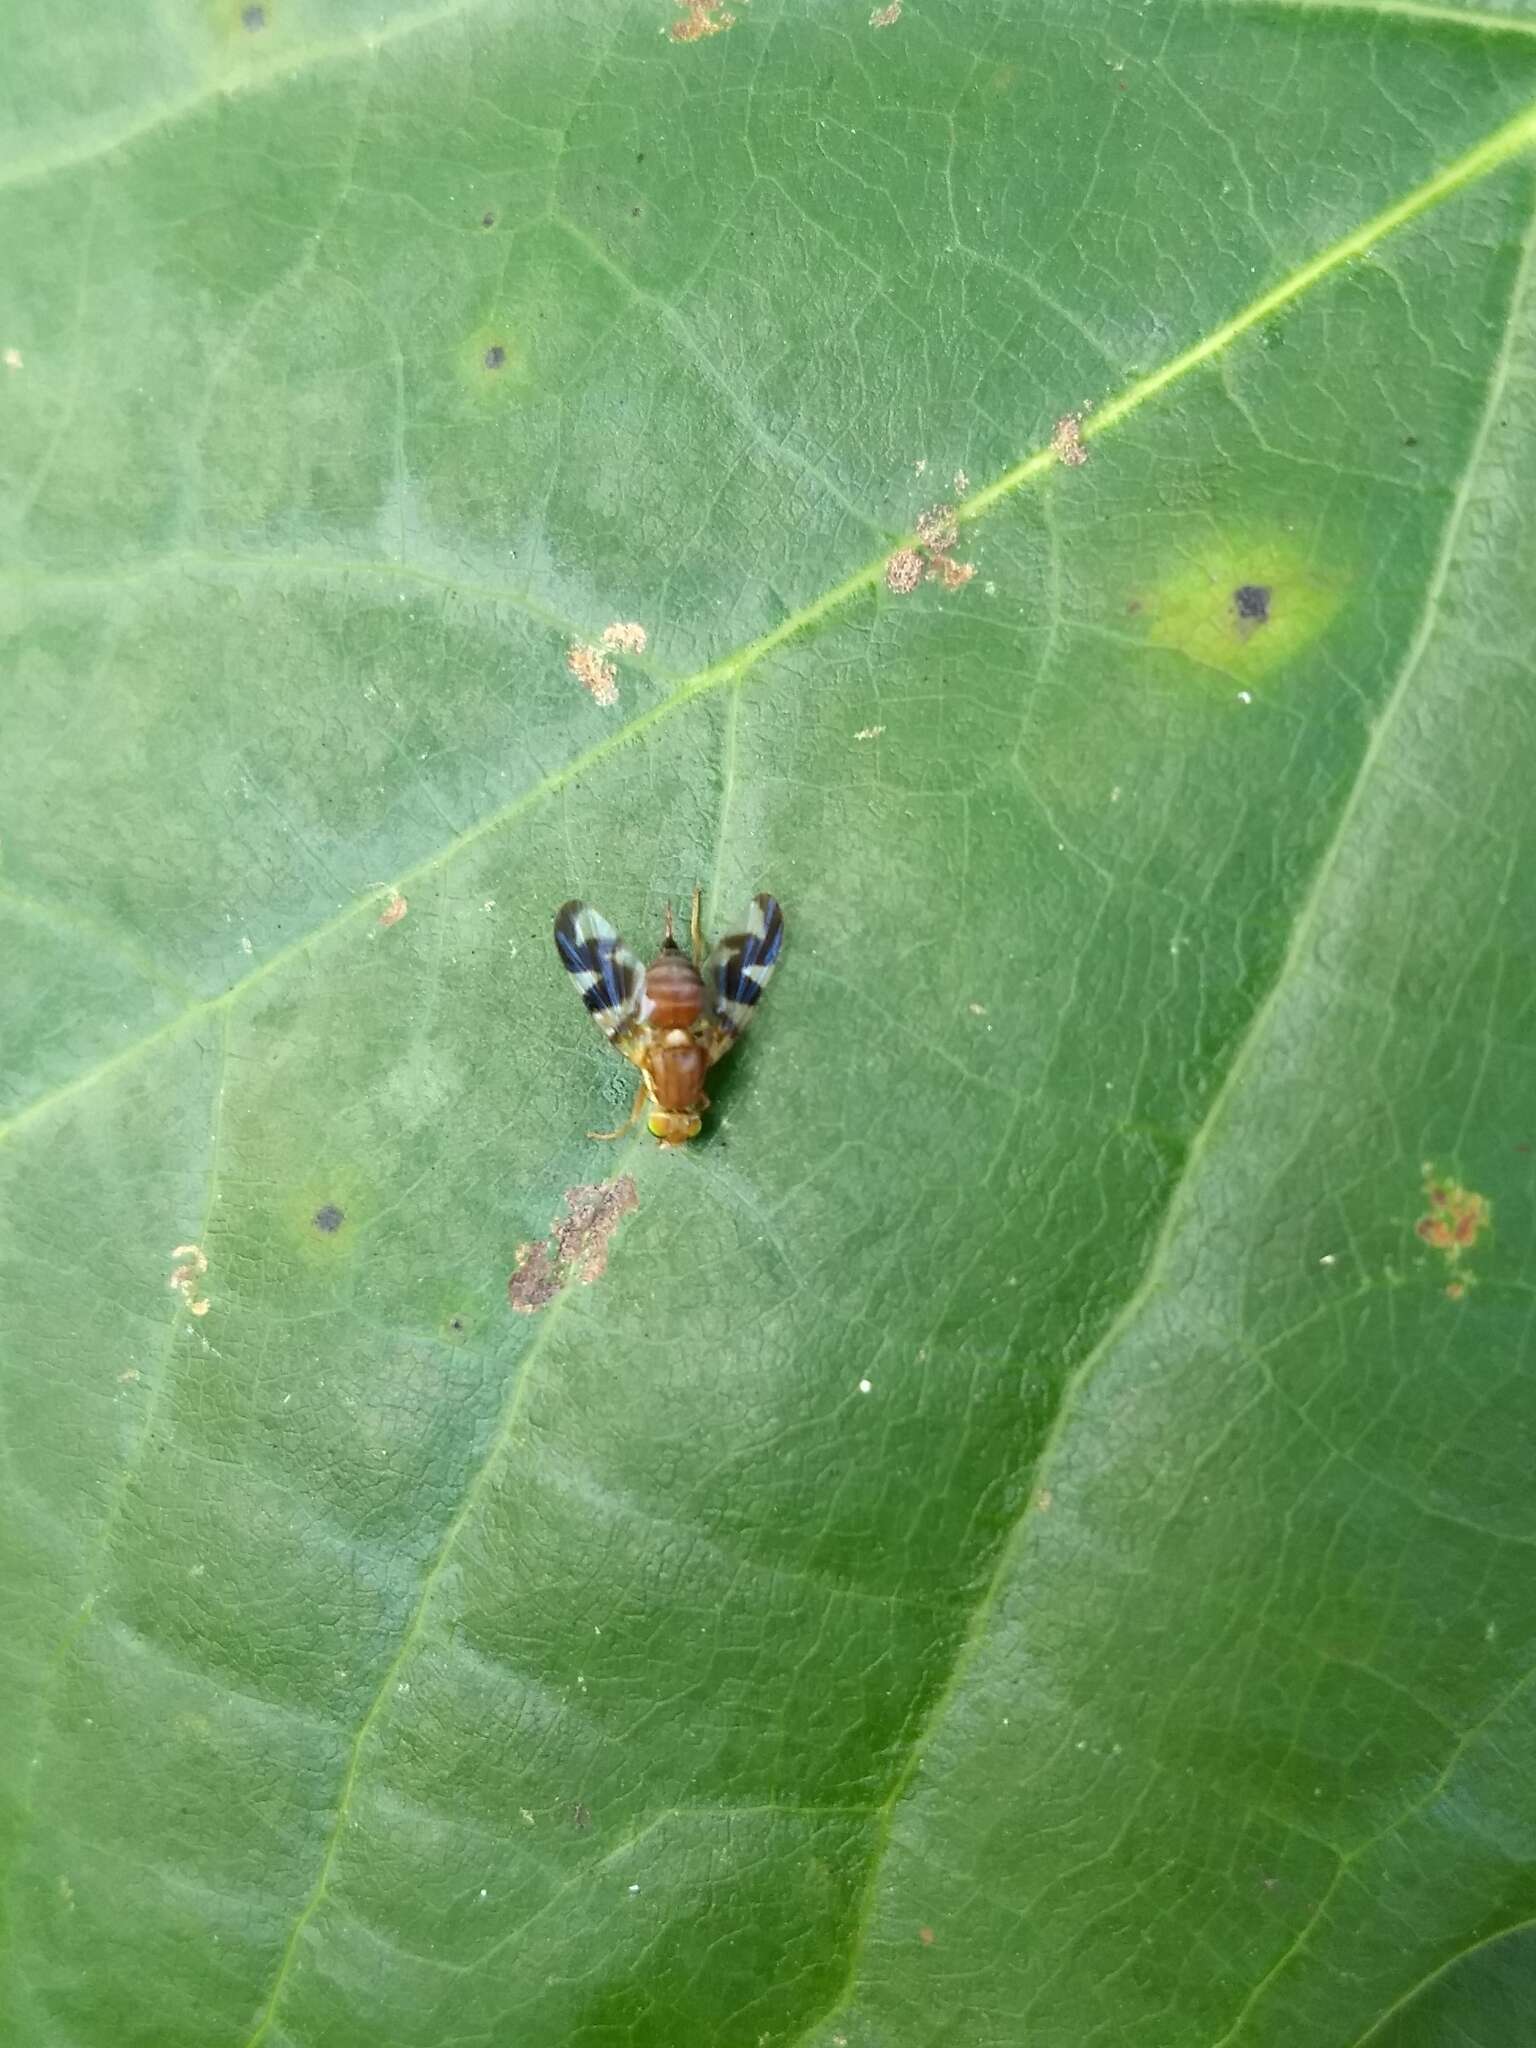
top-left (4, 3), bottom-right (1536, 2043)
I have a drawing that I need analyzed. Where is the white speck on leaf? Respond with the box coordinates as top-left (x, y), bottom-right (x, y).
top-left (1237, 690), bottom-right (1253, 704)
top-left (3, 348), bottom-right (22, 370)
top-left (853, 725), bottom-right (885, 740)
top-left (858, 1377), bottom-right (872, 1393)
top-left (240, 934), bottom-right (254, 955)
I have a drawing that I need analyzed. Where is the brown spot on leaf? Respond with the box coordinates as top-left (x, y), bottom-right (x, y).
top-left (378, 891), bottom-right (408, 928)
top-left (509, 1177), bottom-right (640, 1314)
top-left (670, 0), bottom-right (736, 38)
top-left (168, 1243), bottom-right (210, 1317)
top-left (1052, 412), bottom-right (1088, 467)
top-left (916, 504), bottom-right (959, 552)
top-left (567, 643), bottom-right (619, 707)
top-left (885, 548), bottom-right (924, 595)
top-left (1234, 583), bottom-right (1271, 625)
top-left (932, 554), bottom-right (975, 590)
top-left (600, 620), bottom-right (649, 654)
top-left (918, 1924), bottom-right (935, 1945)
top-left (1415, 1167), bottom-right (1489, 1281)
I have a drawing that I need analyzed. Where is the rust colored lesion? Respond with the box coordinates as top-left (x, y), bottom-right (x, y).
top-left (509, 1177), bottom-right (640, 1314)
top-left (670, 0), bottom-right (738, 38)
top-left (1415, 1165), bottom-right (1490, 1297)
top-left (886, 502), bottom-right (975, 595)
top-left (567, 642), bottom-right (619, 707)
top-left (1051, 411), bottom-right (1088, 467)
top-left (168, 1243), bottom-right (211, 1317)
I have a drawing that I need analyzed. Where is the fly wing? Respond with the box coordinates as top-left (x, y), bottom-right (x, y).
top-left (554, 902), bottom-right (646, 1049)
top-left (704, 893), bottom-right (784, 1045)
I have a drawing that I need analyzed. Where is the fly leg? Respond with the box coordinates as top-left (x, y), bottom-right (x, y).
top-left (690, 884), bottom-right (705, 969)
top-left (589, 1080), bottom-right (647, 1141)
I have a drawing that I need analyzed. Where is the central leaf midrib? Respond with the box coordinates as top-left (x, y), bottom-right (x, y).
top-left (6, 96), bottom-right (1535, 1154)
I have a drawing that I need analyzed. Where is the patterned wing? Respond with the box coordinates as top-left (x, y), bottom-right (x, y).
top-left (704, 893), bottom-right (784, 1042)
top-left (554, 902), bottom-right (645, 1046)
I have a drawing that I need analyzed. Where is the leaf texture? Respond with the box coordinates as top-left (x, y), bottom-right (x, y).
top-left (3, 2), bottom-right (1536, 2043)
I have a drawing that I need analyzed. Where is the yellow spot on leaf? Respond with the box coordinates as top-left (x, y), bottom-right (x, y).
top-left (1136, 532), bottom-right (1345, 682)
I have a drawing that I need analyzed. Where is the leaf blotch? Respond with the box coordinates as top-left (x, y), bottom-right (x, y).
top-left (670, 1), bottom-right (738, 39)
top-left (567, 642), bottom-right (619, 707)
top-left (241, 3), bottom-right (266, 28)
top-left (509, 1177), bottom-right (640, 1314)
top-left (1138, 534), bottom-right (1343, 681)
top-left (168, 1243), bottom-right (210, 1317)
top-left (483, 344), bottom-right (507, 370)
top-left (885, 549), bottom-right (923, 595)
top-left (1415, 1167), bottom-right (1490, 1283)
top-left (312, 1204), bottom-right (345, 1234)
top-left (1052, 412), bottom-right (1089, 467)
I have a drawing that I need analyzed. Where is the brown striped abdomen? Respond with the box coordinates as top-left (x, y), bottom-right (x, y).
top-left (645, 947), bottom-right (706, 1029)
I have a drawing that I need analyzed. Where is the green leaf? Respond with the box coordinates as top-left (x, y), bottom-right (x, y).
top-left (4, 2), bottom-right (1536, 2042)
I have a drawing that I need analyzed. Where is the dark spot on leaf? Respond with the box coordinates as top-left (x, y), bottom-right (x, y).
top-left (1404, 434), bottom-right (1419, 447)
top-left (481, 211), bottom-right (496, 228)
top-left (631, 206), bottom-right (642, 218)
top-left (449, 1316), bottom-right (464, 1331)
top-left (241, 3), bottom-right (266, 27)
top-left (483, 344), bottom-right (506, 370)
top-left (572, 1802), bottom-right (592, 1830)
top-left (1233, 584), bottom-right (1271, 625)
top-left (312, 1204), bottom-right (345, 1234)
